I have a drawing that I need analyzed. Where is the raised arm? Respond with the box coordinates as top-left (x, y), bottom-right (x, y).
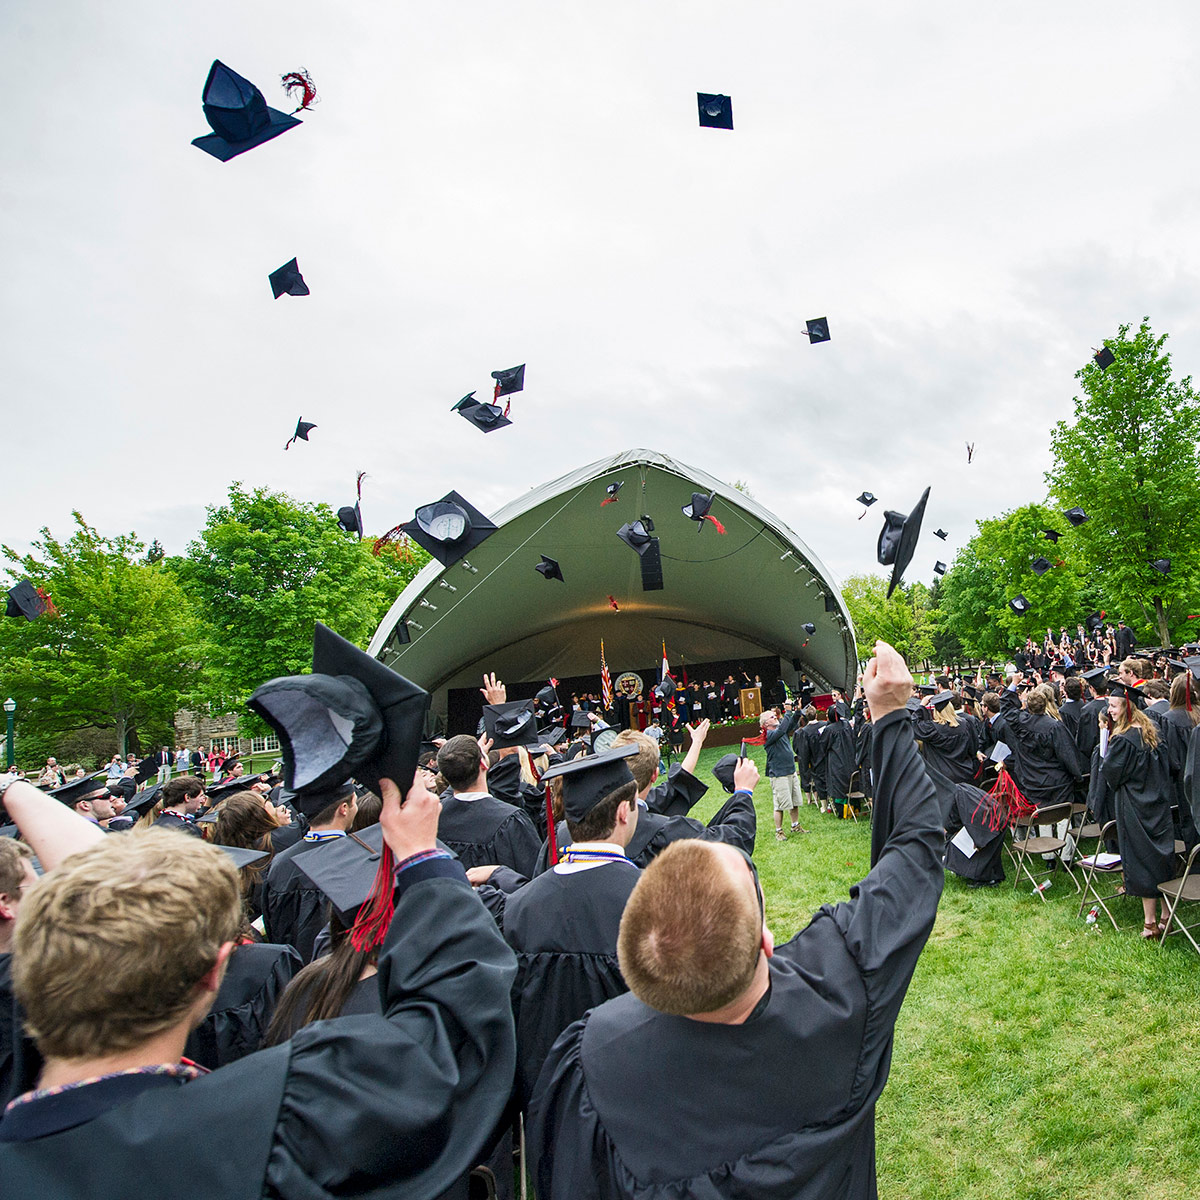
top-left (1, 778), bottom-right (105, 872)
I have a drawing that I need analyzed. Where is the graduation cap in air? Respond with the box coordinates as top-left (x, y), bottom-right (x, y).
top-left (697, 92), bottom-right (733, 129)
top-left (1009, 595), bottom-right (1031, 615)
top-left (192, 61), bottom-right (302, 161)
top-left (535, 683), bottom-right (560, 713)
top-left (248, 622), bottom-right (429, 817)
top-left (541, 742), bottom-right (638, 823)
top-left (216, 844), bottom-right (270, 871)
top-left (482, 700), bottom-right (540, 749)
top-left (804, 318), bottom-right (830, 344)
top-left (491, 364), bottom-right (525, 398)
top-left (569, 709), bottom-right (593, 729)
top-left (616, 520), bottom-right (656, 556)
top-left (877, 486), bottom-right (930, 598)
top-left (933, 529), bottom-right (948, 541)
top-left (1063, 507), bottom-right (1089, 527)
top-left (285, 418), bottom-right (316, 450)
top-left (133, 756), bottom-right (161, 786)
top-left (268, 258), bottom-right (309, 299)
top-left (1030, 556), bottom-right (1053, 576)
top-left (801, 622), bottom-right (816, 634)
top-left (1151, 558), bottom-right (1171, 575)
top-left (336, 471), bottom-right (366, 540)
top-left (535, 555), bottom-right (564, 582)
top-left (856, 491), bottom-right (876, 521)
top-left (1093, 346), bottom-right (1116, 369)
top-left (50, 773), bottom-right (110, 809)
top-left (601, 481), bottom-right (623, 506)
top-left (1086, 611), bottom-right (1105, 632)
top-left (400, 490), bottom-right (497, 567)
top-left (1042, 529), bottom-right (1063, 544)
top-left (5, 580), bottom-right (50, 620)
top-left (452, 394), bottom-right (512, 434)
top-left (934, 562), bottom-right (947, 575)
top-left (681, 492), bottom-right (726, 533)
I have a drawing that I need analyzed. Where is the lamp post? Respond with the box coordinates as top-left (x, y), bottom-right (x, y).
top-left (3, 698), bottom-right (14, 770)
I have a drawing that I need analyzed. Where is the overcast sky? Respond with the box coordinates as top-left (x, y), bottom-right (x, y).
top-left (4, 2), bottom-right (1200, 593)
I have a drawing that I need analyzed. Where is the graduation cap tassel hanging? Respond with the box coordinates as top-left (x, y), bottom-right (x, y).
top-left (280, 69), bottom-right (318, 114)
top-left (349, 844), bottom-right (397, 953)
top-left (285, 417), bottom-right (316, 450)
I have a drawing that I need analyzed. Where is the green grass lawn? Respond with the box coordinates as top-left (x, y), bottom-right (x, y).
top-left (685, 742), bottom-right (1200, 1200)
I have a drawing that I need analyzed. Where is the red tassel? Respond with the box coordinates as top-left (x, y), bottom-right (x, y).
top-left (608, 595), bottom-right (619, 611)
top-left (704, 515), bottom-right (727, 534)
top-left (494, 381), bottom-right (502, 402)
top-left (502, 400), bottom-right (511, 418)
top-left (600, 497), bottom-right (617, 506)
top-left (35, 587), bottom-right (58, 618)
top-left (545, 782), bottom-right (558, 865)
top-left (349, 844), bottom-right (396, 952)
top-left (356, 470), bottom-right (366, 502)
top-left (281, 69), bottom-right (318, 114)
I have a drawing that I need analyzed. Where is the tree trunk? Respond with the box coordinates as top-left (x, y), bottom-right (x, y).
top-left (1154, 596), bottom-right (1170, 647)
top-left (116, 712), bottom-right (127, 758)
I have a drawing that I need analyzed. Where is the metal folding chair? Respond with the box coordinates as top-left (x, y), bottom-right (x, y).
top-left (1159, 844), bottom-right (1200, 956)
top-left (1076, 820), bottom-right (1128, 930)
top-left (1008, 801), bottom-right (1079, 899)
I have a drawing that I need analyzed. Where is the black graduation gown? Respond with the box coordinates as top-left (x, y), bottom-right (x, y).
top-left (807, 723), bottom-right (830, 798)
top-left (183, 942), bottom-right (301, 1069)
top-left (1058, 699), bottom-right (1084, 744)
top-left (536, 792), bottom-right (757, 875)
top-left (1160, 707), bottom-right (1199, 849)
top-left (854, 722), bottom-right (874, 798)
top-left (0, 862), bottom-right (517, 1200)
top-left (439, 794), bottom-right (541, 877)
top-left (999, 690), bottom-right (1080, 809)
top-left (644, 764), bottom-right (707, 818)
top-left (1075, 697), bottom-right (1106, 775)
top-left (503, 860), bottom-right (638, 1109)
top-left (910, 711), bottom-right (979, 823)
top-left (261, 837), bottom-right (336, 962)
top-left (824, 719), bottom-right (857, 799)
top-left (486, 754), bottom-right (549, 839)
top-left (528, 708), bottom-right (944, 1200)
top-left (943, 783), bottom-right (1006, 884)
top-left (1102, 728), bottom-right (1176, 897)
top-left (792, 724), bottom-right (814, 790)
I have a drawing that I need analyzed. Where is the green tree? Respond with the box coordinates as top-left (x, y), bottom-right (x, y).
top-left (0, 515), bottom-right (205, 759)
top-left (1047, 319), bottom-right (1200, 646)
top-left (937, 503), bottom-right (1096, 658)
top-left (840, 574), bottom-right (935, 664)
top-left (177, 484), bottom-right (428, 731)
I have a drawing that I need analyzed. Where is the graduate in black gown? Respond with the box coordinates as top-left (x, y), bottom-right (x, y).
top-left (528, 642), bottom-right (944, 1200)
top-left (1160, 672), bottom-right (1199, 850)
top-left (823, 705), bottom-right (857, 816)
top-left (910, 691), bottom-right (979, 823)
top-left (943, 782), bottom-right (1006, 885)
top-left (480, 744), bottom-right (650, 1111)
top-left (1000, 679), bottom-right (1080, 810)
top-left (807, 712), bottom-right (831, 808)
top-left (1102, 682), bottom-right (1177, 938)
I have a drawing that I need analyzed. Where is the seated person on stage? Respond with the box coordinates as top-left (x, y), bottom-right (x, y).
top-left (0, 629), bottom-right (518, 1199)
top-left (436, 733), bottom-right (541, 877)
top-left (527, 642), bottom-right (945, 1200)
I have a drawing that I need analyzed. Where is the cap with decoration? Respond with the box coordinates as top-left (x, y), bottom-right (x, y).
top-left (6, 580), bottom-right (51, 621)
top-left (483, 700), bottom-right (540, 749)
top-left (491, 364), bottom-right (525, 398)
top-left (1063, 507), bottom-right (1089, 527)
top-left (1093, 346), bottom-right (1115, 369)
top-left (804, 318), bottom-right (830, 344)
top-left (284, 418), bottom-right (316, 450)
top-left (877, 486), bottom-right (930, 598)
top-left (601, 481), bottom-right (623, 506)
top-left (681, 492), bottom-right (726, 533)
top-left (540, 742), bottom-right (638, 823)
top-left (401, 491), bottom-right (497, 567)
top-left (453, 394), bottom-right (512, 434)
top-left (192, 61), bottom-right (302, 161)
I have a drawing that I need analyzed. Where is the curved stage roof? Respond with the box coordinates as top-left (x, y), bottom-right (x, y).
top-left (369, 449), bottom-right (857, 711)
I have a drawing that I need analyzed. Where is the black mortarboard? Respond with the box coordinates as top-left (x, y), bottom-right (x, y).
top-left (268, 258), bottom-right (309, 299)
top-left (337, 505), bottom-right (363, 537)
top-left (50, 773), bottom-right (110, 808)
top-left (1108, 680), bottom-right (1145, 709)
top-left (930, 691), bottom-right (956, 710)
top-left (697, 92), bottom-right (733, 129)
top-left (1184, 655), bottom-right (1200, 680)
top-left (1151, 558), bottom-right (1171, 575)
top-left (1042, 529), bottom-right (1063, 544)
top-left (652, 678), bottom-right (675, 702)
top-left (962, 684), bottom-right (979, 700)
top-left (216, 844), bottom-right (270, 870)
top-left (5, 580), bottom-right (49, 620)
top-left (856, 492), bottom-right (877, 508)
top-left (1093, 347), bottom-right (1115, 369)
top-left (681, 492), bottom-right (724, 532)
top-left (294, 823), bottom-right (386, 926)
top-left (539, 727), bottom-right (568, 748)
top-left (535, 555), bottom-right (564, 582)
top-left (877, 486), bottom-right (930, 599)
top-left (401, 490), bottom-right (497, 567)
top-left (934, 561), bottom-right (947, 575)
top-left (248, 622), bottom-right (429, 808)
top-left (541, 743), bottom-right (638, 823)
top-left (1009, 595), bottom-right (1031, 614)
top-left (617, 520), bottom-right (656, 556)
top-left (491, 364), bottom-right (526, 396)
top-left (1086, 611), bottom-right (1104, 631)
top-left (482, 700), bottom-right (539, 749)
top-left (570, 710), bottom-right (593, 729)
top-left (1030, 556), bottom-right (1053, 576)
top-left (1064, 507), bottom-right (1089, 526)
top-left (934, 529), bottom-right (948, 541)
top-left (192, 61), bottom-right (302, 161)
top-left (535, 683), bottom-right (559, 711)
top-left (916, 684), bottom-right (936, 696)
top-left (133, 756), bottom-right (160, 785)
top-left (125, 781), bottom-right (163, 816)
top-left (453, 394), bottom-right (512, 434)
top-left (601, 481), bottom-right (623, 505)
top-left (711, 753), bottom-right (739, 793)
top-left (802, 622), bottom-right (815, 634)
top-left (285, 418), bottom-right (316, 450)
top-left (805, 318), bottom-right (830, 344)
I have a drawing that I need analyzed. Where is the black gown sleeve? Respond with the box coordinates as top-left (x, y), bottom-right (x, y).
top-left (265, 861), bottom-right (518, 1197)
top-left (496, 811), bottom-right (542, 879)
top-left (645, 764), bottom-right (707, 817)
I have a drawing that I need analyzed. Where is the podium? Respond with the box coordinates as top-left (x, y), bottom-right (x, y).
top-left (739, 687), bottom-right (763, 721)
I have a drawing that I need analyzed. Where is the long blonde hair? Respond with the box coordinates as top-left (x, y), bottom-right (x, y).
top-left (1113, 702), bottom-right (1159, 749)
top-left (1030, 684), bottom-right (1061, 721)
top-left (932, 703), bottom-right (959, 727)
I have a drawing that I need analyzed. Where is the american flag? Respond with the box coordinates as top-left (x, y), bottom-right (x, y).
top-left (600, 640), bottom-right (614, 709)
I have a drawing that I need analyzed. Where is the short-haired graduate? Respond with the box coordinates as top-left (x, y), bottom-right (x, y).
top-left (527, 641), bottom-right (945, 1200)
